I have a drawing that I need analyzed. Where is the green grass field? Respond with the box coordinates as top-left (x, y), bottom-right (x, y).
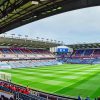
top-left (0, 64), bottom-right (100, 99)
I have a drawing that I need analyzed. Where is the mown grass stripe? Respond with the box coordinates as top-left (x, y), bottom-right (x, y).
top-left (0, 64), bottom-right (100, 99)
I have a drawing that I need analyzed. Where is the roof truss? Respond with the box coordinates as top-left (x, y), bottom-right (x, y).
top-left (0, 0), bottom-right (100, 33)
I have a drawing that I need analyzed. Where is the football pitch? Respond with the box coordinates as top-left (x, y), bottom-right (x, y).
top-left (0, 64), bottom-right (100, 99)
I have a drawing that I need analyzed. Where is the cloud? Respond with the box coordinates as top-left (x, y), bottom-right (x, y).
top-left (6, 6), bottom-right (100, 44)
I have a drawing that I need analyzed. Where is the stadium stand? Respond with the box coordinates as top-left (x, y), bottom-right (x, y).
top-left (70, 49), bottom-right (100, 58)
top-left (0, 46), bottom-right (58, 70)
top-left (0, 62), bottom-right (11, 69)
top-left (0, 81), bottom-right (75, 100)
top-left (0, 48), bottom-right (55, 60)
top-left (0, 60), bottom-right (59, 69)
top-left (0, 90), bottom-right (14, 100)
top-left (66, 49), bottom-right (100, 64)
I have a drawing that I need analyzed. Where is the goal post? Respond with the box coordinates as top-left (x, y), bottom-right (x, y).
top-left (0, 72), bottom-right (11, 82)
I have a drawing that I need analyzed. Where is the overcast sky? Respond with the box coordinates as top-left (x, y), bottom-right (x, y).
top-left (3, 6), bottom-right (100, 44)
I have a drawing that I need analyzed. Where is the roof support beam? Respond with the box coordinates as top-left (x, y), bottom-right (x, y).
top-left (0, 0), bottom-right (100, 33)
top-left (0, 0), bottom-right (31, 19)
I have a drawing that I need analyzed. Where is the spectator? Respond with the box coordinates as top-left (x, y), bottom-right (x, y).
top-left (85, 97), bottom-right (90, 100)
top-left (97, 97), bottom-right (100, 100)
top-left (78, 96), bottom-right (82, 100)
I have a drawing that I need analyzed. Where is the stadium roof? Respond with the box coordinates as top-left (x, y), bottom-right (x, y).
top-left (0, 37), bottom-right (61, 48)
top-left (67, 43), bottom-right (100, 49)
top-left (0, 0), bottom-right (100, 34)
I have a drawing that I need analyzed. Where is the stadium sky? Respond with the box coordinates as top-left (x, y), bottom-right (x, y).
top-left (2, 6), bottom-right (100, 44)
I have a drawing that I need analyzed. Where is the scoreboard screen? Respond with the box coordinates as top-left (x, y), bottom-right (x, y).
top-left (57, 48), bottom-right (68, 53)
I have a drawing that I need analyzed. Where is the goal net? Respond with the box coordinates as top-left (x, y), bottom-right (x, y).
top-left (0, 72), bottom-right (11, 82)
